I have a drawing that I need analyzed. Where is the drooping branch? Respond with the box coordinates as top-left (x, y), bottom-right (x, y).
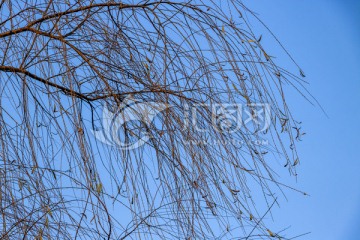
top-left (0, 1), bottom-right (309, 239)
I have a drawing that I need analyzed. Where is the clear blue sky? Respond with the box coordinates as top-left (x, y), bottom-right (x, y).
top-left (243, 0), bottom-right (360, 239)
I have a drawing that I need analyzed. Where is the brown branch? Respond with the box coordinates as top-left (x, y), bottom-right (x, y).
top-left (0, 1), bottom-right (182, 39)
top-left (0, 65), bottom-right (191, 102)
top-left (0, 65), bottom-right (92, 101)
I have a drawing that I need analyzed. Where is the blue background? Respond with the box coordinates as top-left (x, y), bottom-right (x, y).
top-left (243, 0), bottom-right (360, 239)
